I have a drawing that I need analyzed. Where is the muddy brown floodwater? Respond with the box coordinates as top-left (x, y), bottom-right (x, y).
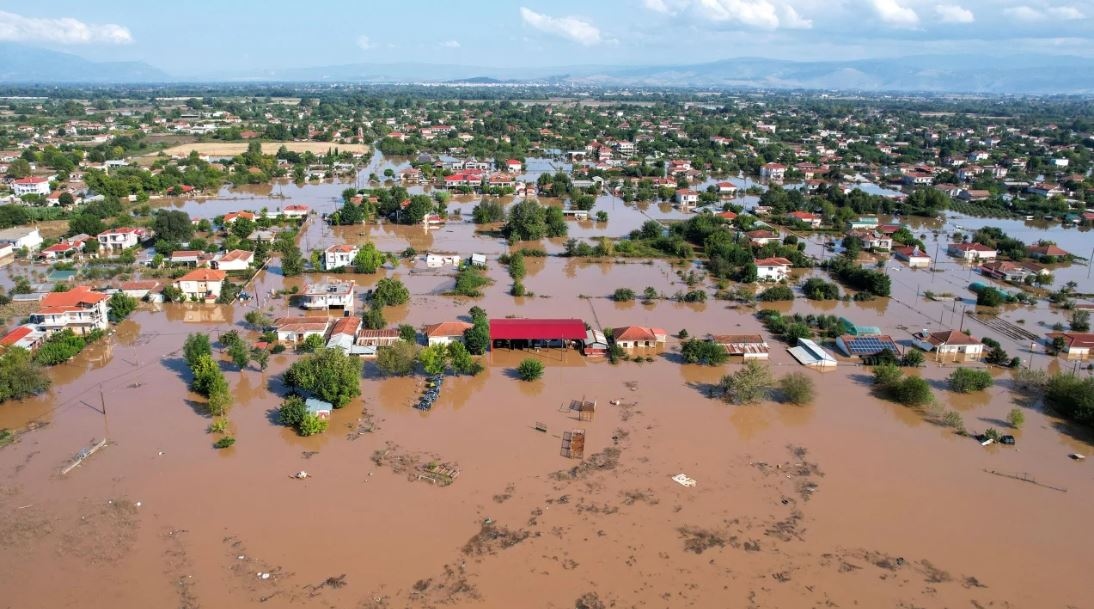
top-left (1, 168), bottom-right (1092, 609)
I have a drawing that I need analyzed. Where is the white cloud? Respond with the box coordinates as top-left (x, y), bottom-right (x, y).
top-left (519, 7), bottom-right (602, 45)
top-left (1047, 6), bottom-right (1085, 19)
top-left (696, 0), bottom-right (781, 29)
top-left (356, 35), bottom-right (374, 50)
top-left (1004, 5), bottom-right (1045, 21)
top-left (644, 0), bottom-right (674, 13)
top-left (935, 4), bottom-right (974, 23)
top-left (441, 40), bottom-right (461, 48)
top-left (871, 0), bottom-right (919, 26)
top-left (780, 4), bottom-right (814, 28)
top-left (0, 10), bottom-right (132, 44)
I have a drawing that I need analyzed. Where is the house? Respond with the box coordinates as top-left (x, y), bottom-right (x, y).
top-left (675, 189), bottom-right (699, 209)
top-left (835, 334), bottom-right (901, 359)
top-left (948, 242), bottom-right (997, 262)
top-left (714, 334), bottom-right (770, 359)
top-left (174, 268), bottom-right (226, 302)
top-left (326, 316), bottom-right (363, 355)
top-left (788, 211), bottom-right (822, 228)
top-left (760, 163), bottom-right (786, 180)
top-left (0, 226), bottom-right (44, 252)
top-left (505, 159), bottom-right (523, 173)
top-left (275, 316), bottom-right (332, 344)
top-left (119, 280), bottom-right (161, 299)
top-left (38, 240), bottom-right (84, 261)
top-left (1027, 244), bottom-right (1069, 260)
top-left (222, 211), bottom-right (256, 224)
top-left (11, 176), bottom-right (51, 197)
top-left (788, 338), bottom-right (838, 368)
top-left (169, 250), bottom-right (206, 267)
top-left (612, 326), bottom-right (668, 350)
top-left (425, 253), bottom-right (462, 268)
top-left (893, 246), bottom-right (931, 268)
top-left (848, 216), bottom-right (879, 230)
top-left (848, 230), bottom-right (893, 252)
top-left (324, 244), bottom-right (359, 270)
top-left (30, 285), bottom-right (110, 335)
top-left (583, 329), bottom-right (609, 357)
top-left (716, 211), bottom-right (737, 221)
top-left (754, 257), bottom-right (793, 281)
top-left (469, 253), bottom-right (487, 267)
top-left (305, 398), bottom-right (333, 421)
top-left (979, 261), bottom-right (1033, 283)
top-left (301, 280), bottom-right (355, 312)
top-left (211, 249), bottom-right (254, 272)
top-left (356, 328), bottom-right (401, 349)
top-left (0, 324), bottom-right (46, 351)
top-left (912, 330), bottom-right (984, 362)
top-left (97, 227), bottom-right (148, 254)
top-left (1046, 332), bottom-right (1094, 360)
top-left (423, 321), bottom-right (473, 346)
top-left (746, 230), bottom-right (780, 247)
top-left (717, 182), bottom-right (738, 195)
top-left (281, 204), bottom-right (310, 219)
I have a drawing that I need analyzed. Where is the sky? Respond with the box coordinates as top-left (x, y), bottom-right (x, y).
top-left (1, 0), bottom-right (1092, 75)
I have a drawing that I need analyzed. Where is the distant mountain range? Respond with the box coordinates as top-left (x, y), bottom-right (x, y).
top-left (0, 43), bottom-right (1091, 94)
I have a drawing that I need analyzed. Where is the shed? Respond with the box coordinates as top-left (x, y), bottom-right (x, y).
top-left (489, 318), bottom-right (586, 348)
top-left (305, 398), bottom-right (333, 420)
top-left (788, 338), bottom-right (837, 368)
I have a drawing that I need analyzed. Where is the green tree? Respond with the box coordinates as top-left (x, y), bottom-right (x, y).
top-left (107, 292), bottom-right (138, 322)
top-left (376, 340), bottom-right (419, 376)
top-left (298, 413), bottom-right (328, 436)
top-left (463, 317), bottom-right (490, 355)
top-left (872, 362), bottom-right (903, 388)
top-left (902, 349), bottom-right (925, 367)
top-left (363, 305), bottom-right (386, 330)
top-left (284, 348), bottom-right (362, 407)
top-left (183, 333), bottom-right (212, 368)
top-left (719, 360), bottom-right (775, 404)
top-left (1070, 310), bottom-right (1091, 332)
top-left (453, 265), bottom-right (492, 297)
top-left (516, 358), bottom-right (544, 381)
top-left (34, 330), bottom-right (88, 365)
top-left (472, 199), bottom-right (505, 224)
top-left (892, 376), bottom-right (932, 406)
top-left (373, 277), bottom-right (410, 307)
top-left (948, 368), bottom-right (993, 393)
top-left (1044, 373), bottom-right (1094, 427)
top-left (1007, 407), bottom-right (1025, 429)
top-left (251, 348), bottom-right (270, 371)
top-left (207, 383), bottom-right (232, 416)
top-left (398, 324), bottom-right (418, 343)
top-left (0, 348), bottom-right (50, 403)
top-left (299, 333), bottom-right (326, 353)
top-left (280, 245), bottom-right (305, 276)
top-left (447, 341), bottom-right (481, 375)
top-left (418, 344), bottom-right (449, 375)
top-left (612, 288), bottom-right (635, 302)
top-left (278, 395), bottom-right (307, 428)
top-left (228, 341), bottom-right (251, 369)
top-left (778, 372), bottom-right (815, 405)
top-left (152, 210), bottom-right (194, 243)
top-left (353, 243), bottom-right (385, 273)
top-left (504, 199), bottom-right (548, 241)
top-left (680, 339), bottom-right (728, 365)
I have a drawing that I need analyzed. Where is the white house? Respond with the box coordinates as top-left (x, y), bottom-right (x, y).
top-left (275, 316), bottom-right (332, 344)
top-left (11, 176), bottom-right (51, 197)
top-left (754, 257), bottom-right (793, 281)
top-left (612, 326), bottom-right (668, 350)
top-left (324, 244), bottom-right (359, 270)
top-left (97, 227), bottom-right (148, 254)
top-left (211, 249), bottom-right (254, 271)
top-left (675, 189), bottom-right (699, 209)
top-left (893, 246), bottom-right (931, 268)
top-left (948, 242), bottom-right (997, 262)
top-left (912, 330), bottom-right (984, 362)
top-left (1047, 332), bottom-right (1094, 360)
top-left (30, 285), bottom-right (110, 335)
top-left (760, 163), bottom-right (786, 180)
top-left (0, 226), bottom-right (44, 252)
top-left (423, 321), bottom-right (473, 346)
top-left (425, 253), bottom-right (462, 268)
top-left (174, 268), bottom-right (226, 302)
top-left (301, 280), bottom-right (355, 312)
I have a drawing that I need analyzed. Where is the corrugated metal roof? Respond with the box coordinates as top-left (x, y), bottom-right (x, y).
top-left (489, 318), bottom-right (586, 341)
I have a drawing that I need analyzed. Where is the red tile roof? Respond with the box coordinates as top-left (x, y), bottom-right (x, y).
top-left (424, 321), bottom-right (473, 337)
top-left (0, 325), bottom-right (34, 346)
top-left (177, 268), bottom-right (226, 282)
top-left (754, 257), bottom-right (793, 267)
top-left (41, 285), bottom-right (108, 307)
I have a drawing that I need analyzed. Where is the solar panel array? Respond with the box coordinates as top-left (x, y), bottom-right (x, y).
top-left (847, 336), bottom-right (897, 354)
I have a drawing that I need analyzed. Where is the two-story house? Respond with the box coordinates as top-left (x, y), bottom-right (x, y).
top-left (301, 280), bottom-right (356, 313)
top-left (31, 285), bottom-right (110, 335)
top-left (174, 268), bottom-right (226, 302)
top-left (97, 227), bottom-right (149, 254)
top-left (324, 244), bottom-right (359, 270)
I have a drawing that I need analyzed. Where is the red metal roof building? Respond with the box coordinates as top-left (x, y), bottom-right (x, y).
top-left (489, 318), bottom-right (586, 342)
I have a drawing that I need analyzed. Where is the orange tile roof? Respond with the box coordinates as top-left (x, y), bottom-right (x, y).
top-left (41, 285), bottom-right (108, 307)
top-left (177, 269), bottom-right (226, 282)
